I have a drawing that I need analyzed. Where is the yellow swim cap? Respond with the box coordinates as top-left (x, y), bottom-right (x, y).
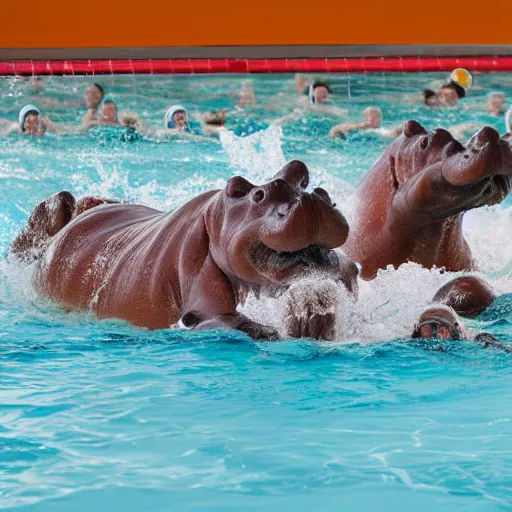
top-left (450, 68), bottom-right (473, 90)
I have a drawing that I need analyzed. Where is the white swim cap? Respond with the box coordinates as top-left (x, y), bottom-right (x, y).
top-left (506, 107), bottom-right (512, 134)
top-left (18, 104), bottom-right (40, 130)
top-left (165, 105), bottom-right (187, 128)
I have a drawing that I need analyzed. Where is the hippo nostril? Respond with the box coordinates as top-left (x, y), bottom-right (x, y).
top-left (252, 189), bottom-right (265, 204)
top-left (420, 137), bottom-right (428, 150)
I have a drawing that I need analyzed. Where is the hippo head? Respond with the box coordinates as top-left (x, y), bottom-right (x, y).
top-left (383, 120), bottom-right (512, 217)
top-left (207, 160), bottom-right (349, 288)
top-left (411, 305), bottom-right (469, 340)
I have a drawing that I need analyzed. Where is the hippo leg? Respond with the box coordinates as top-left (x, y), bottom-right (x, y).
top-left (432, 276), bottom-right (496, 318)
top-left (473, 333), bottom-right (512, 353)
top-left (281, 278), bottom-right (344, 341)
top-left (182, 311), bottom-right (280, 341)
top-left (10, 191), bottom-right (76, 261)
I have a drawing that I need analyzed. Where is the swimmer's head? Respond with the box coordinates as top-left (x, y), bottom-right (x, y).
top-left (309, 82), bottom-right (331, 104)
top-left (487, 92), bottom-right (506, 116)
top-left (423, 88), bottom-right (437, 106)
top-left (411, 305), bottom-right (469, 340)
top-left (165, 105), bottom-right (189, 130)
top-left (18, 104), bottom-right (42, 135)
top-left (424, 81), bottom-right (464, 107)
top-left (439, 81), bottom-right (466, 105)
top-left (102, 99), bottom-right (118, 123)
top-left (84, 83), bottom-right (104, 110)
top-left (363, 106), bottom-right (382, 129)
top-left (203, 110), bottom-right (227, 126)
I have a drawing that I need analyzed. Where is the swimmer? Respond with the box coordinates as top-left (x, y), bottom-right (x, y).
top-left (81, 83), bottom-right (105, 128)
top-left (423, 80), bottom-right (466, 107)
top-left (84, 83), bottom-right (104, 110)
top-left (165, 105), bottom-right (190, 132)
top-left (296, 80), bottom-right (348, 117)
top-left (305, 81), bottom-right (331, 105)
top-left (329, 107), bottom-right (401, 138)
top-left (5, 104), bottom-right (59, 136)
top-left (411, 304), bottom-right (512, 353)
top-left (487, 92), bottom-right (506, 116)
top-left (82, 99), bottom-right (132, 130)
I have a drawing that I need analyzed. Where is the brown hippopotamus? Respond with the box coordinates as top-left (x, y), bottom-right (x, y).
top-left (344, 121), bottom-right (512, 279)
top-left (11, 161), bottom-right (358, 340)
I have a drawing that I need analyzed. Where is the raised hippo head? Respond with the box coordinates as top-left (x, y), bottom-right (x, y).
top-left (206, 160), bottom-right (350, 287)
top-left (345, 121), bottom-right (512, 278)
top-left (388, 121), bottom-right (511, 216)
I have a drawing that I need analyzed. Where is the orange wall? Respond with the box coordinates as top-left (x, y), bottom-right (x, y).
top-left (1, 0), bottom-right (511, 48)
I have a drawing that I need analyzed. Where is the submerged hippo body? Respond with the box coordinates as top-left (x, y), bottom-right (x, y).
top-left (13, 161), bottom-right (357, 340)
top-left (345, 121), bottom-right (512, 279)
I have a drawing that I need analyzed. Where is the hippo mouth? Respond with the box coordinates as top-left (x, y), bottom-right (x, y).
top-left (472, 174), bottom-right (511, 206)
top-left (250, 242), bottom-right (338, 276)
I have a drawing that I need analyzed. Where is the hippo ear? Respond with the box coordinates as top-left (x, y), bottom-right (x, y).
top-left (275, 160), bottom-right (309, 189)
top-left (226, 176), bottom-right (254, 198)
top-left (403, 120), bottom-right (427, 138)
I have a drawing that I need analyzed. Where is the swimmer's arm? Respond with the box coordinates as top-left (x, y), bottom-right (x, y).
top-left (376, 125), bottom-right (403, 139)
top-left (295, 73), bottom-right (312, 94)
top-left (41, 116), bottom-right (59, 134)
top-left (329, 122), bottom-right (362, 138)
top-left (0, 122), bottom-right (20, 136)
top-left (81, 108), bottom-right (97, 130)
top-left (162, 129), bottom-right (218, 143)
top-left (272, 109), bottom-right (302, 126)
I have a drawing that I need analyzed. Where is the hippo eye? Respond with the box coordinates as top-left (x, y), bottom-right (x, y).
top-left (300, 178), bottom-right (308, 189)
top-left (420, 137), bottom-right (429, 150)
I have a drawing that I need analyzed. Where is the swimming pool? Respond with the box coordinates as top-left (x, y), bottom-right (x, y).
top-left (1, 72), bottom-right (512, 510)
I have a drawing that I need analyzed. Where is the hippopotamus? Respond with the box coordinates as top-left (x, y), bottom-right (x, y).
top-left (344, 121), bottom-right (512, 279)
top-left (11, 161), bottom-right (358, 340)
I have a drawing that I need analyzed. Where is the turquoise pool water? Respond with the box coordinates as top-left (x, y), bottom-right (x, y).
top-left (1, 72), bottom-right (512, 510)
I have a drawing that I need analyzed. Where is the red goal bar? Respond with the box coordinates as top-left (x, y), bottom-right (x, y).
top-left (1, 57), bottom-right (512, 75)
